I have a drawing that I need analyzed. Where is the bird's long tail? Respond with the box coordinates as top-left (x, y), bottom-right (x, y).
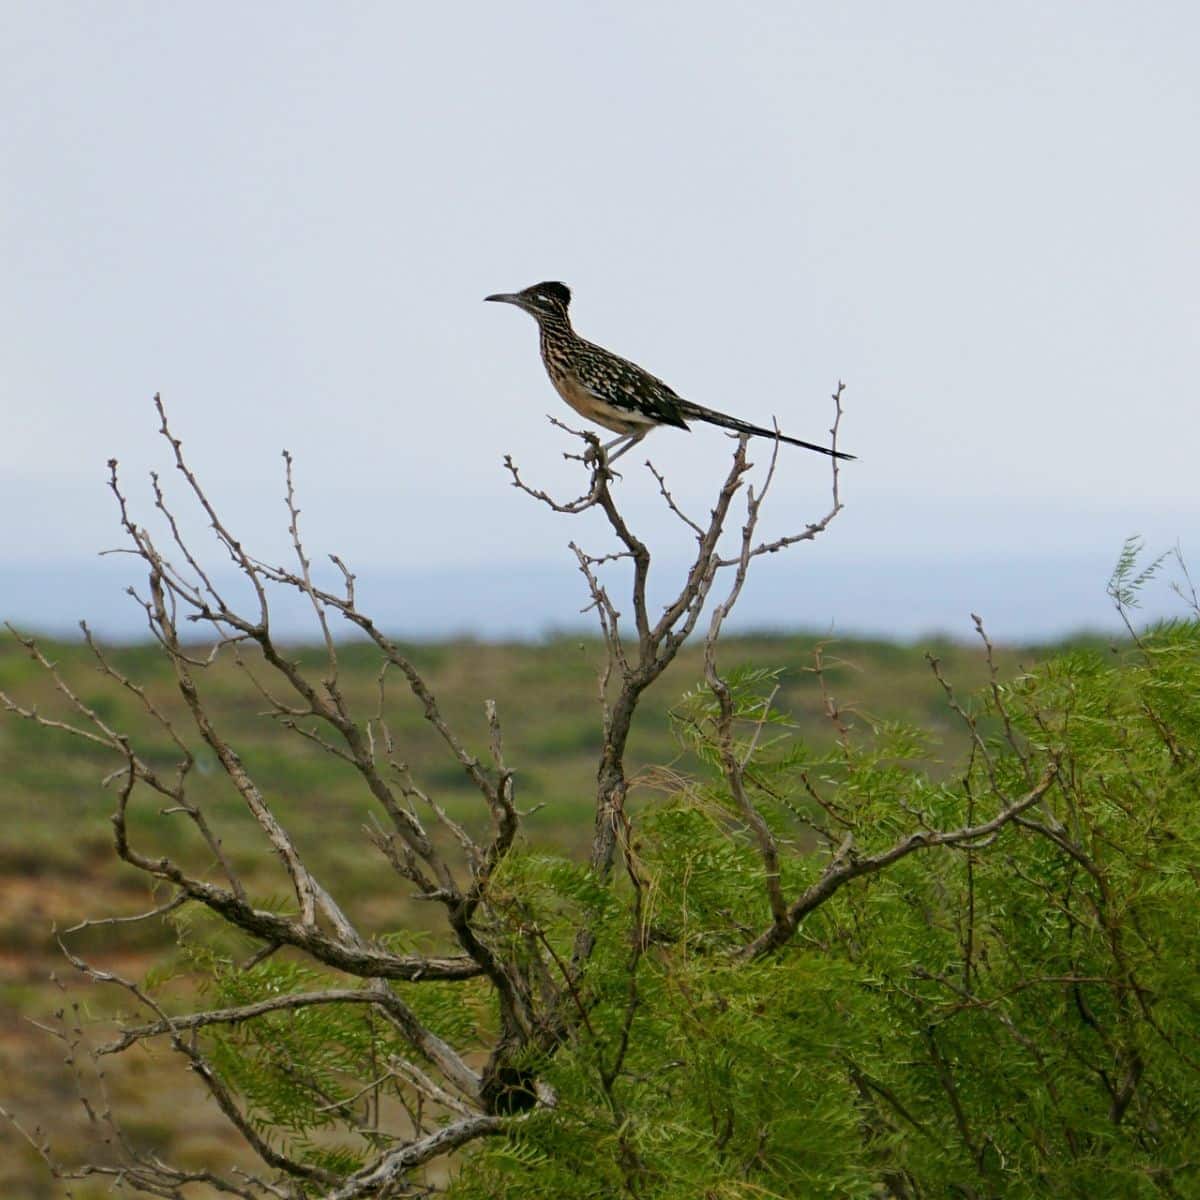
top-left (680, 402), bottom-right (855, 461)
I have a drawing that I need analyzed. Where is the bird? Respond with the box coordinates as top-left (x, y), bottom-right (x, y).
top-left (485, 281), bottom-right (854, 465)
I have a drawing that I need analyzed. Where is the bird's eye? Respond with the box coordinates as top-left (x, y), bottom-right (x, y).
top-left (535, 294), bottom-right (548, 302)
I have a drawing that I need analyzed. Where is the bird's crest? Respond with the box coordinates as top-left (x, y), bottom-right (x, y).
top-left (526, 281), bottom-right (571, 308)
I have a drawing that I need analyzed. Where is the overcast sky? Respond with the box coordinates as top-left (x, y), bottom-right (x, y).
top-left (2, 3), bottom-right (1197, 639)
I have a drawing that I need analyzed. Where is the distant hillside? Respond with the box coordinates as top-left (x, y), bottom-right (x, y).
top-left (0, 549), bottom-right (1171, 642)
top-left (0, 630), bottom-right (1113, 890)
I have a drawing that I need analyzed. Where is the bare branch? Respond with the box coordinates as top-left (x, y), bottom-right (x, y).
top-left (726, 382), bottom-right (846, 563)
top-left (64, 892), bottom-right (188, 936)
top-left (646, 459), bottom-right (705, 538)
top-left (504, 426), bottom-right (609, 514)
top-left (972, 612), bottom-right (1033, 779)
top-left (153, 393), bottom-right (272, 627)
top-left (368, 982), bottom-right (484, 1102)
top-left (5, 382), bottom-right (859, 1194)
top-left (321, 1115), bottom-right (506, 1200)
top-left (464, 700), bottom-right (519, 918)
top-left (96, 987), bottom-right (381, 1056)
top-left (702, 437), bottom-right (790, 931)
top-left (742, 760), bottom-right (1061, 958)
top-left (59, 941), bottom-right (340, 1187)
top-left (282, 447), bottom-right (340, 685)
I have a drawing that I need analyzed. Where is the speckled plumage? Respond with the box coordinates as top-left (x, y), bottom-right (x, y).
top-left (485, 281), bottom-right (854, 463)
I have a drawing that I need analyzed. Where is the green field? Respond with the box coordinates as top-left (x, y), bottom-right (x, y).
top-left (0, 629), bottom-right (1111, 1195)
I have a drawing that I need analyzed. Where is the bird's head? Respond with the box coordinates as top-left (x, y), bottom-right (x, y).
top-left (484, 281), bottom-right (572, 323)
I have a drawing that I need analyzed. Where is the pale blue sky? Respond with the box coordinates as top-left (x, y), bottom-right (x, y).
top-left (2, 3), bottom-right (1197, 638)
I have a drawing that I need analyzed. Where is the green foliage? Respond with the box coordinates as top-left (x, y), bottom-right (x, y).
top-left (1107, 534), bottom-right (1171, 611)
top-left (101, 604), bottom-right (1196, 1195)
top-left (8, 575), bottom-right (1199, 1193)
top-left (450, 618), bottom-right (1200, 1196)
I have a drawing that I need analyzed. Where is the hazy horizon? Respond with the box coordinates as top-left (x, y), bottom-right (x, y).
top-left (3, 542), bottom-right (1186, 646)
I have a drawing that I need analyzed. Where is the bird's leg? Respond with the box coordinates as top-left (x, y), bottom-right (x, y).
top-left (585, 433), bottom-right (633, 465)
top-left (601, 431), bottom-right (647, 466)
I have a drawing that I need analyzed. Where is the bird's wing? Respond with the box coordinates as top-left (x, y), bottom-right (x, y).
top-left (574, 342), bottom-right (691, 430)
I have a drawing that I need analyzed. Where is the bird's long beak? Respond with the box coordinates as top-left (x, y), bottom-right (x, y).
top-left (484, 292), bottom-right (521, 305)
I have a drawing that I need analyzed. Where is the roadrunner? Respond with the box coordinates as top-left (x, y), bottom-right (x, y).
top-left (485, 281), bottom-right (854, 464)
